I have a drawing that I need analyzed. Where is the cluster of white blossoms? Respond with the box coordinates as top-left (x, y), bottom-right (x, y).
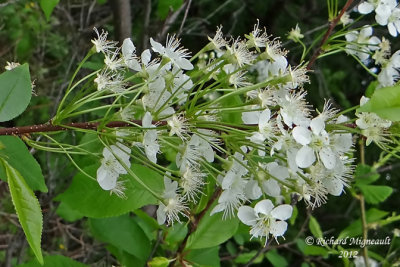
top-left (344, 1), bottom-right (400, 88)
top-left (87, 22), bottom-right (391, 243)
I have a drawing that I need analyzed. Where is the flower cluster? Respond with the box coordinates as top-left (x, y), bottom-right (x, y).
top-left (83, 23), bottom-right (364, 243)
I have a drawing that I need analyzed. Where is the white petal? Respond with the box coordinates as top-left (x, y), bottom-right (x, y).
top-left (254, 199), bottom-right (274, 215)
top-left (97, 166), bottom-right (118, 190)
top-left (244, 180), bottom-right (262, 200)
top-left (176, 58), bottom-right (194, 70)
top-left (310, 116), bottom-right (325, 135)
top-left (141, 49), bottom-right (151, 65)
top-left (262, 179), bottom-right (281, 197)
top-left (271, 204), bottom-right (293, 220)
top-left (334, 133), bottom-right (353, 153)
top-left (266, 162), bottom-right (289, 180)
top-left (150, 38), bottom-right (165, 54)
top-left (388, 23), bottom-right (398, 37)
top-left (319, 147), bottom-right (336, 169)
top-left (122, 38), bottom-right (136, 59)
top-left (360, 26), bottom-right (373, 37)
top-left (237, 206), bottom-right (257, 226)
top-left (358, 2), bottom-right (374, 14)
top-left (295, 146), bottom-right (316, 168)
top-left (210, 203), bottom-right (225, 215)
top-left (270, 220), bottom-right (288, 237)
top-left (322, 178), bottom-right (344, 196)
top-left (156, 203), bottom-right (166, 225)
top-left (242, 110), bottom-right (261, 124)
top-left (292, 126), bottom-right (312, 146)
top-left (142, 112), bottom-right (153, 128)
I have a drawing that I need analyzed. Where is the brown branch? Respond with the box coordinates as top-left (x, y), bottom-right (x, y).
top-left (173, 188), bottom-right (222, 266)
top-left (306, 0), bottom-right (354, 70)
top-left (0, 120), bottom-right (167, 136)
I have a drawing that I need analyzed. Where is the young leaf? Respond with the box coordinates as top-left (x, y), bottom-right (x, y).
top-left (338, 208), bottom-right (389, 239)
top-left (185, 247), bottom-right (221, 267)
top-left (55, 164), bottom-right (162, 218)
top-left (2, 159), bottom-right (43, 264)
top-left (185, 203), bottom-right (239, 250)
top-left (17, 255), bottom-right (88, 267)
top-left (265, 249), bottom-right (288, 267)
top-left (354, 164), bottom-right (380, 186)
top-left (0, 64), bottom-right (32, 122)
top-left (309, 215), bottom-right (323, 238)
top-left (0, 136), bottom-right (47, 192)
top-left (89, 214), bottom-right (151, 263)
top-left (39, 0), bottom-right (60, 21)
top-left (358, 185), bottom-right (393, 204)
top-left (357, 84), bottom-right (400, 121)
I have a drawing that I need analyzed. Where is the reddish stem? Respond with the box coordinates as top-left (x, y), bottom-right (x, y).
top-left (306, 0), bottom-right (354, 70)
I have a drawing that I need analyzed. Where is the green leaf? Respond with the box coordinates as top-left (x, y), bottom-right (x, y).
top-left (265, 249), bottom-right (288, 267)
top-left (309, 215), bottom-right (323, 239)
top-left (157, 0), bottom-right (183, 20)
top-left (185, 204), bottom-right (239, 250)
top-left (17, 255), bottom-right (88, 267)
top-left (2, 159), bottom-right (43, 264)
top-left (185, 247), bottom-right (220, 267)
top-left (39, 0), bottom-right (60, 21)
top-left (338, 208), bottom-right (389, 239)
top-left (0, 136), bottom-right (47, 192)
top-left (148, 257), bottom-right (171, 267)
top-left (0, 64), bottom-right (32, 122)
top-left (55, 164), bottom-right (162, 218)
top-left (296, 239), bottom-right (328, 256)
top-left (90, 214), bottom-right (151, 263)
top-left (55, 202), bottom-right (84, 222)
top-left (358, 185), bottom-right (393, 204)
top-left (357, 84), bottom-right (400, 121)
top-left (354, 164), bottom-right (380, 185)
top-left (234, 251), bottom-right (263, 264)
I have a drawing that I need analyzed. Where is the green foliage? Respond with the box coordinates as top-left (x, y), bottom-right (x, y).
top-left (185, 205), bottom-right (239, 250)
top-left (89, 214), bottom-right (151, 265)
top-left (17, 255), bottom-right (88, 267)
top-left (55, 164), bottom-right (162, 218)
top-left (157, 0), bottom-right (183, 20)
top-left (296, 239), bottom-right (329, 257)
top-left (185, 247), bottom-right (221, 267)
top-left (357, 84), bottom-right (400, 121)
top-left (1, 159), bottom-right (43, 264)
top-left (265, 249), bottom-right (288, 267)
top-left (354, 164), bottom-right (380, 185)
top-left (357, 184), bottom-right (393, 204)
top-left (309, 215), bottom-right (323, 239)
top-left (0, 136), bottom-right (47, 192)
top-left (338, 208), bottom-right (389, 239)
top-left (0, 64), bottom-right (32, 122)
top-left (39, 0), bottom-right (60, 21)
top-left (148, 257), bottom-right (171, 267)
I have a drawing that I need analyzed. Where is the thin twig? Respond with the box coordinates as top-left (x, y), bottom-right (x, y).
top-left (178, 0), bottom-right (192, 37)
top-left (306, 0), bottom-right (354, 70)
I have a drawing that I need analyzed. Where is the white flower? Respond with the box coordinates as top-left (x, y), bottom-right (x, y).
top-left (345, 26), bottom-right (381, 62)
top-left (225, 38), bottom-right (255, 67)
top-left (211, 153), bottom-right (249, 218)
top-left (122, 38), bottom-right (141, 70)
top-left (287, 24), bottom-right (304, 42)
top-left (180, 167), bottom-right (206, 202)
top-left (176, 133), bottom-right (215, 172)
top-left (378, 50), bottom-right (400, 87)
top-left (207, 26), bottom-right (227, 51)
top-left (157, 176), bottom-right (188, 225)
top-left (142, 112), bottom-right (160, 163)
top-left (150, 35), bottom-right (193, 70)
top-left (386, 8), bottom-right (400, 37)
top-left (238, 199), bottom-right (293, 244)
top-left (357, 0), bottom-right (397, 26)
top-left (167, 114), bottom-right (189, 140)
top-left (97, 143), bottom-right (131, 191)
top-left (340, 12), bottom-right (353, 26)
top-left (5, 61), bottom-right (20, 71)
top-left (91, 27), bottom-right (117, 54)
top-left (94, 70), bottom-right (125, 93)
top-left (276, 89), bottom-right (310, 128)
top-left (245, 20), bottom-right (270, 50)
